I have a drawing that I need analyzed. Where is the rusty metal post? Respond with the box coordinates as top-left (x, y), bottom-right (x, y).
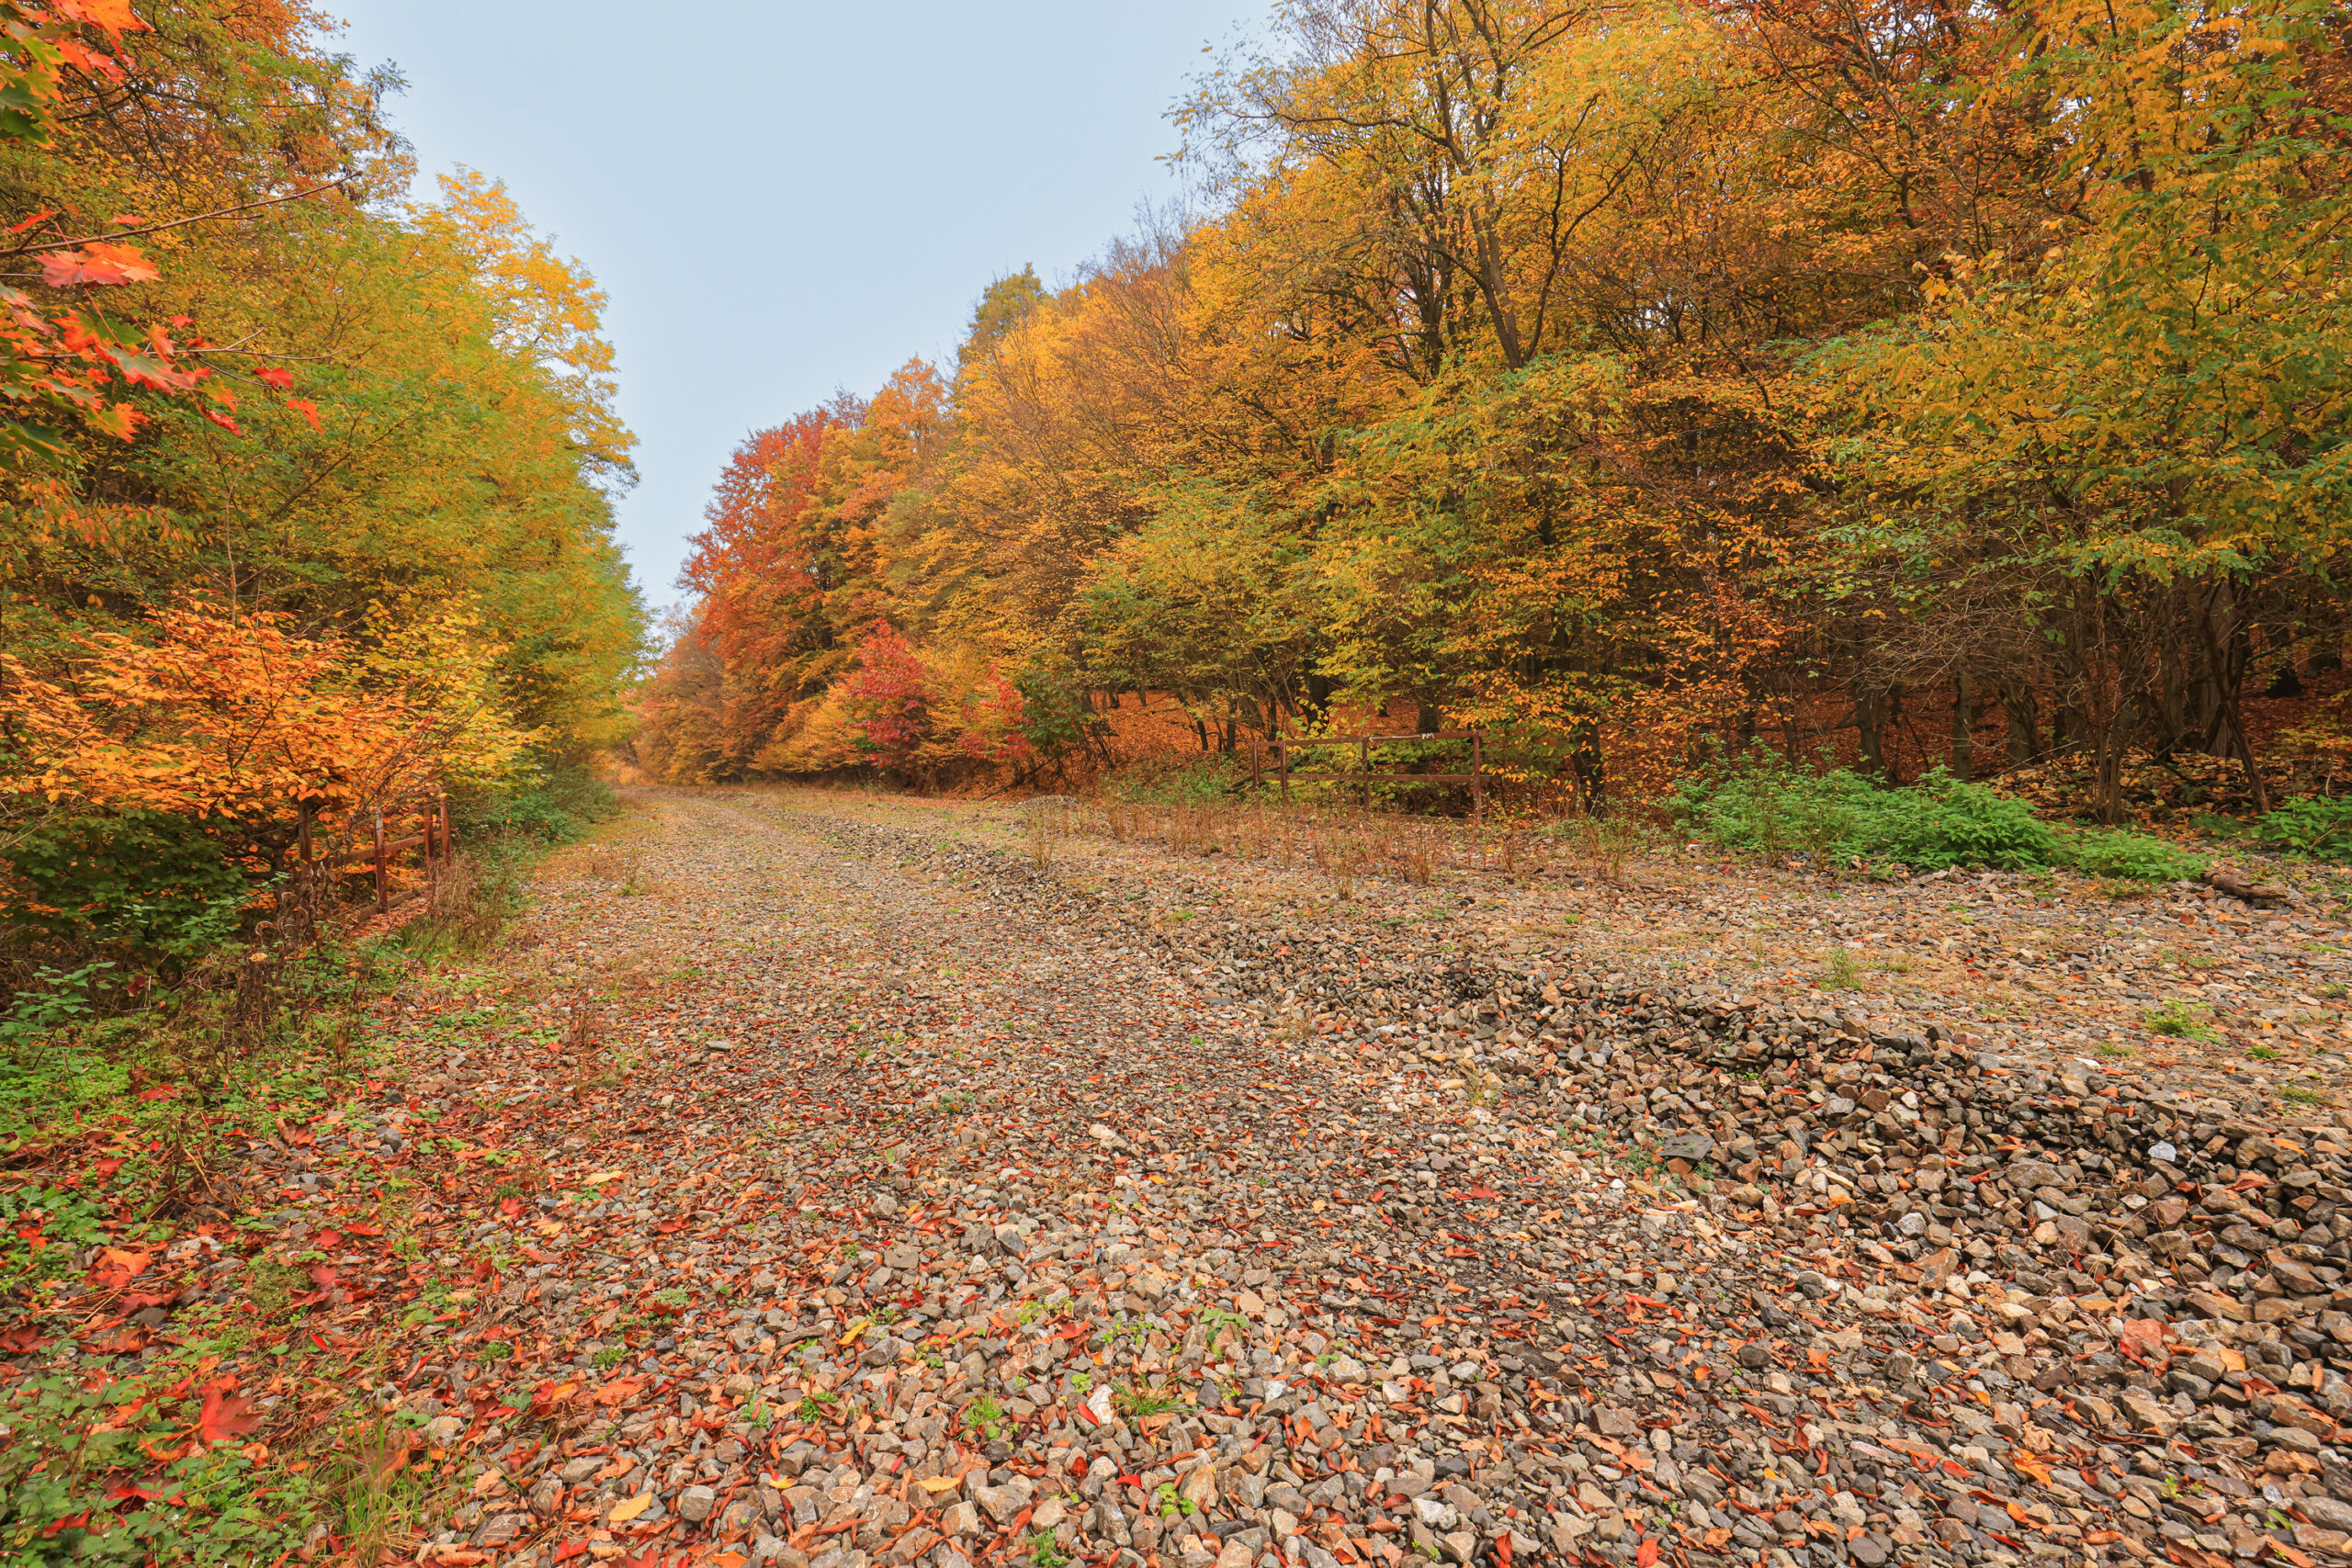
top-left (373, 802), bottom-right (388, 913)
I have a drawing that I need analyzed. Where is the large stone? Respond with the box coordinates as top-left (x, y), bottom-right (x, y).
top-left (477, 1513), bottom-right (529, 1547)
top-left (2301, 1496), bottom-right (2352, 1533)
top-left (2119, 1387), bottom-right (2179, 1437)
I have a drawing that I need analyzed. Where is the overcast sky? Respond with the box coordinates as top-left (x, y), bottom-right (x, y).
top-left (329, 0), bottom-right (1259, 619)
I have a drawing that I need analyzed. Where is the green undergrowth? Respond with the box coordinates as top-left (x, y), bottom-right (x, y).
top-left (1670, 752), bottom-right (2210, 880)
top-left (0, 775), bottom-right (618, 1563)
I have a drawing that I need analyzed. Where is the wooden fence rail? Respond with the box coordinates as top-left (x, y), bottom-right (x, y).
top-left (297, 793), bottom-right (451, 913)
top-left (1250, 730), bottom-right (1487, 824)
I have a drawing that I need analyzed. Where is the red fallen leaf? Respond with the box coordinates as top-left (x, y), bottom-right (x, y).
top-left (1634, 1539), bottom-right (1659, 1567)
top-left (314, 1230), bottom-right (343, 1249)
top-left (552, 1545), bottom-right (588, 1564)
top-left (0, 1322), bottom-right (51, 1352)
top-left (196, 1382), bottom-right (262, 1445)
top-left (655, 1219), bottom-right (684, 1234)
top-left (89, 1247), bottom-right (153, 1290)
top-left (469, 1257), bottom-right (496, 1286)
top-left (200, 408), bottom-right (242, 434)
top-left (1464, 1185), bottom-right (1501, 1200)
top-left (6, 207), bottom-right (54, 234)
top-left (498, 1198), bottom-right (522, 1219)
top-left (308, 1264), bottom-right (340, 1292)
top-left (136, 1085), bottom-right (179, 1100)
top-left (2119, 1318), bottom-right (2167, 1359)
top-left (342, 1223), bottom-right (384, 1236)
top-left (528, 1380), bottom-right (581, 1418)
top-left (83, 1324), bottom-right (150, 1356)
top-left (92, 1157), bottom-right (123, 1179)
top-left (103, 1476), bottom-right (182, 1506)
top-left (1443, 1247), bottom-right (1475, 1258)
top-left (588, 1377), bottom-right (642, 1407)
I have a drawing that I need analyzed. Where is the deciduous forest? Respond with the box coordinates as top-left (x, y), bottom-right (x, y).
top-left (0, 0), bottom-right (642, 959)
top-left (636, 0), bottom-right (2351, 833)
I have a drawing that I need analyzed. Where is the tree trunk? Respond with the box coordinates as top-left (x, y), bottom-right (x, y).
top-left (2199, 601), bottom-right (2272, 814)
top-left (1855, 686), bottom-right (1894, 778)
top-left (1950, 673), bottom-right (1973, 779)
top-left (1568, 719), bottom-right (1605, 812)
top-left (1999, 675), bottom-right (2040, 766)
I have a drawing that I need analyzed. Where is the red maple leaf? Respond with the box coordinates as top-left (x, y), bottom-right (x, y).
top-left (254, 367), bottom-right (292, 390)
top-left (88, 1247), bottom-right (152, 1291)
top-left (0, 1322), bottom-right (51, 1353)
top-left (40, 242), bottom-right (159, 288)
top-left (195, 1382), bottom-right (261, 1445)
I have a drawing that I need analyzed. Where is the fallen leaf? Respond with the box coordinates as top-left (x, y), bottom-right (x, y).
top-left (197, 1382), bottom-right (261, 1445)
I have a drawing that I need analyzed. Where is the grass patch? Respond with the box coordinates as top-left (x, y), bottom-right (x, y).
top-left (2143, 1001), bottom-right (2218, 1041)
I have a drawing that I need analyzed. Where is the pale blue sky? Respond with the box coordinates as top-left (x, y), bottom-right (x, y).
top-left (329, 1), bottom-right (1260, 619)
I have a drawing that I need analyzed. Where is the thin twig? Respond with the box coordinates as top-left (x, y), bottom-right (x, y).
top-left (4, 175), bottom-right (356, 258)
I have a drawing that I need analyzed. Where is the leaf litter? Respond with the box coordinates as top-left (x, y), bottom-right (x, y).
top-left (15, 786), bottom-right (2352, 1568)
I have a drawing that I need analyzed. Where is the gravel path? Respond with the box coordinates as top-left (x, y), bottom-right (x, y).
top-left (204, 790), bottom-right (2352, 1567)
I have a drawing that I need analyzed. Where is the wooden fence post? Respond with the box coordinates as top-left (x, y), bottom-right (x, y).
top-left (1472, 732), bottom-right (1485, 827)
top-left (373, 802), bottom-right (388, 914)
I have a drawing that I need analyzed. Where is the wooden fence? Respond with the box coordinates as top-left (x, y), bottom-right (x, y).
top-left (1251, 730), bottom-right (1487, 823)
top-left (297, 793), bottom-right (452, 913)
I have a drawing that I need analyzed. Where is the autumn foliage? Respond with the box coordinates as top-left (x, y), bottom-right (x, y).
top-left (0, 0), bottom-right (643, 969)
top-left (639, 0), bottom-right (2352, 818)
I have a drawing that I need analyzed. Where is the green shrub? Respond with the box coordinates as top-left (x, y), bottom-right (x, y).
top-left (1671, 753), bottom-right (2198, 879)
top-left (0, 812), bottom-right (252, 966)
top-left (2256, 795), bottom-right (2352, 860)
top-left (458, 762), bottom-right (621, 846)
top-left (1669, 757), bottom-right (2056, 871)
top-left (2056, 829), bottom-right (2207, 882)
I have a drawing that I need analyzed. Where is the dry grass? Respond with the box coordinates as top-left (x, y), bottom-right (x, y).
top-left (1070, 795), bottom-right (1633, 895)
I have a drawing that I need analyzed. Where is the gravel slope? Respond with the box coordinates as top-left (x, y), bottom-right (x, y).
top-left (203, 789), bottom-right (2352, 1567)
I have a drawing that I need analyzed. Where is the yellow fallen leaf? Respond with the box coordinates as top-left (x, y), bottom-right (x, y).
top-left (920, 1474), bottom-right (962, 1495)
top-left (841, 1317), bottom-right (871, 1347)
top-left (609, 1493), bottom-right (653, 1524)
top-left (583, 1169), bottom-right (628, 1186)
